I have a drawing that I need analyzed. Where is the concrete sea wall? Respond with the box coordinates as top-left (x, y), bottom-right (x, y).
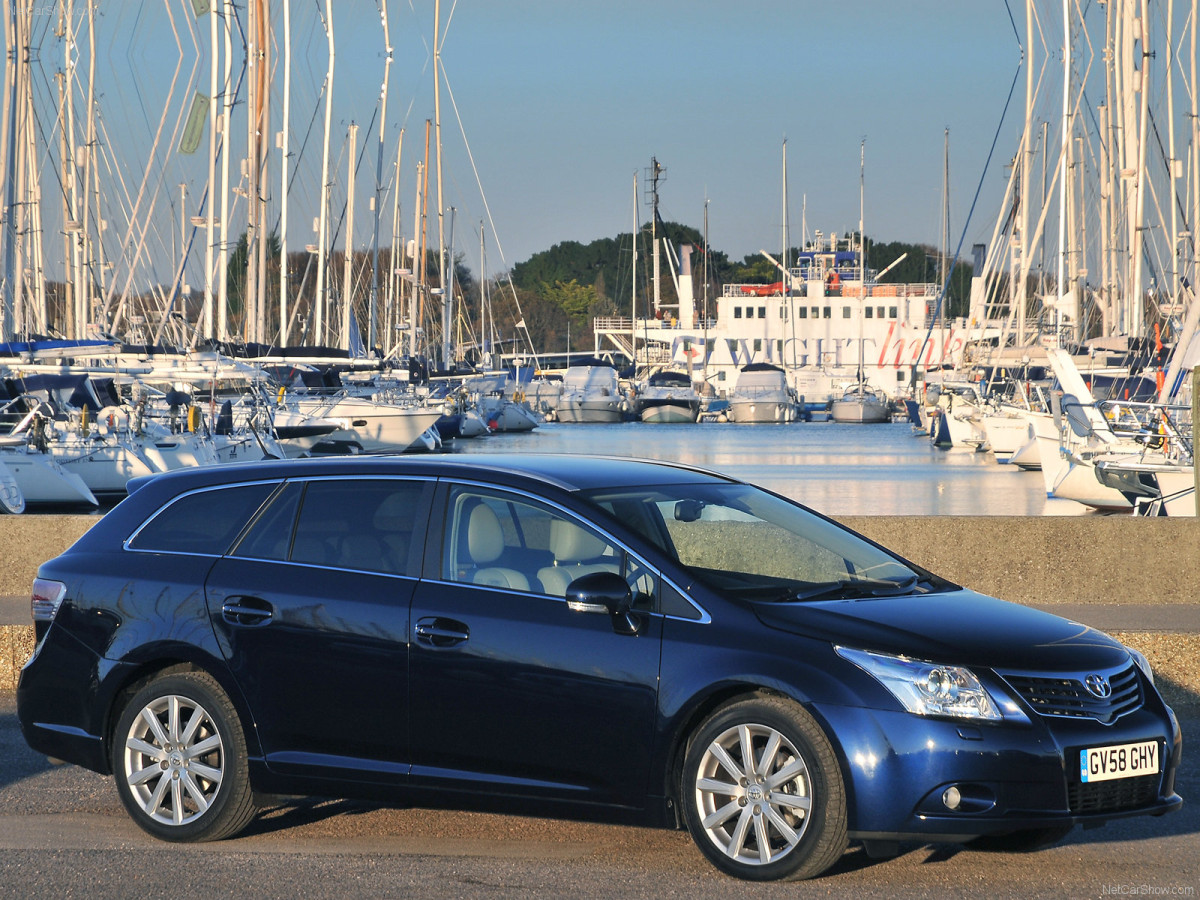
top-left (2, 515), bottom-right (1197, 692)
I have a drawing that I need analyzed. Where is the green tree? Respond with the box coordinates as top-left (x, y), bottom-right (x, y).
top-left (541, 279), bottom-right (598, 331)
top-left (226, 230), bottom-right (282, 334)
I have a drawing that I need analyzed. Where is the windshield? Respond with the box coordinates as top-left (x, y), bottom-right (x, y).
top-left (578, 481), bottom-right (927, 601)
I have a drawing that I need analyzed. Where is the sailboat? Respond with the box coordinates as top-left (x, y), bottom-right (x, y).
top-left (830, 143), bottom-right (890, 424)
top-left (830, 381), bottom-right (890, 423)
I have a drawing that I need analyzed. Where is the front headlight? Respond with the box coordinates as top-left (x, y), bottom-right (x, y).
top-left (1126, 645), bottom-right (1154, 684)
top-left (836, 646), bottom-right (1002, 721)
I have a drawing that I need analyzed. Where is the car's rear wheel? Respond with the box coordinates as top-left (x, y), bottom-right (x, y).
top-left (112, 670), bottom-right (255, 842)
top-left (681, 695), bottom-right (847, 881)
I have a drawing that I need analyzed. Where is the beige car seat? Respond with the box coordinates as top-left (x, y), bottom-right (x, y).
top-left (536, 519), bottom-right (618, 597)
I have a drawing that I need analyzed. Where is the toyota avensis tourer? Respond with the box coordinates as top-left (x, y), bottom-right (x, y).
top-left (17, 454), bottom-right (1182, 881)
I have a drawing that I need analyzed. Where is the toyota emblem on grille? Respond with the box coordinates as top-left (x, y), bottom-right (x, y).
top-left (1084, 674), bottom-right (1112, 699)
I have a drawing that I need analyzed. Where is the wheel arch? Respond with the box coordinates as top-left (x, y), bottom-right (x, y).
top-left (660, 682), bottom-right (856, 831)
top-left (100, 652), bottom-right (262, 777)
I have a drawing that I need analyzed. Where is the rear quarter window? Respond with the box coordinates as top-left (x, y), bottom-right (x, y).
top-left (127, 482), bottom-right (278, 556)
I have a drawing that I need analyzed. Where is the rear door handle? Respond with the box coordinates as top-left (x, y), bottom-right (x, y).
top-left (222, 596), bottom-right (274, 626)
top-left (414, 616), bottom-right (469, 647)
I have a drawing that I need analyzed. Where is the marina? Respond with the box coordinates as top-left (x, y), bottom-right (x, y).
top-left (0, 3), bottom-right (1197, 517)
top-left (450, 420), bottom-right (1076, 518)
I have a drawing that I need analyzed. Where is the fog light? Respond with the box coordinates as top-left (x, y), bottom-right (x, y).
top-left (942, 786), bottom-right (962, 810)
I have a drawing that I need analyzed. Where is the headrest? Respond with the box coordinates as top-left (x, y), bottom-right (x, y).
top-left (467, 504), bottom-right (505, 565)
top-left (549, 519), bottom-right (608, 563)
top-left (374, 491), bottom-right (413, 532)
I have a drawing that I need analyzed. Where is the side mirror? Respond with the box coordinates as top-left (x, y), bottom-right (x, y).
top-left (564, 571), bottom-right (644, 636)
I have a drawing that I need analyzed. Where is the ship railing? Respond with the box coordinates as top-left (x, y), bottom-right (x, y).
top-left (720, 282), bottom-right (939, 299)
top-left (592, 316), bottom-right (718, 332)
top-left (1097, 399), bottom-right (1193, 461)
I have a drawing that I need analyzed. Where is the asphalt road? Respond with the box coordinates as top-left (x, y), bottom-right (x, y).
top-left (1, 694), bottom-right (1195, 900)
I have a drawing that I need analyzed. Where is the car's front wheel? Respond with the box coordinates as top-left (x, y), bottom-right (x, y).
top-left (681, 695), bottom-right (847, 881)
top-left (112, 669), bottom-right (256, 842)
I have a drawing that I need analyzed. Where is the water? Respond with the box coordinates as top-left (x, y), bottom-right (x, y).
top-left (451, 420), bottom-right (1083, 517)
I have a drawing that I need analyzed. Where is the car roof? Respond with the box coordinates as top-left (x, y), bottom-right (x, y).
top-left (124, 453), bottom-right (737, 496)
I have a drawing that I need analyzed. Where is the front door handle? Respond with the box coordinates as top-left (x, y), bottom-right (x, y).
top-left (414, 616), bottom-right (470, 647)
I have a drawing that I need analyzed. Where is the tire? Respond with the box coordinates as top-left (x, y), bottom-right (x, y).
top-left (681, 695), bottom-right (848, 881)
top-left (969, 825), bottom-right (1074, 852)
top-left (112, 670), bottom-right (256, 842)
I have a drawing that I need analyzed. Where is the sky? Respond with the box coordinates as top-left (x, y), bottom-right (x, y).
top-left (398, 1), bottom-right (1023, 270)
top-left (23, 1), bottom-right (1025, 285)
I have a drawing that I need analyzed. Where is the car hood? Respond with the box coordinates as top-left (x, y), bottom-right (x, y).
top-left (753, 589), bottom-right (1131, 672)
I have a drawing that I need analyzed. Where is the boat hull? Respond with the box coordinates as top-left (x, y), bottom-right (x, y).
top-left (727, 400), bottom-right (795, 424)
top-left (556, 400), bottom-right (623, 423)
top-left (0, 449), bottom-right (97, 506)
top-left (830, 397), bottom-right (889, 424)
top-left (294, 397), bottom-right (444, 452)
top-left (638, 400), bottom-right (699, 424)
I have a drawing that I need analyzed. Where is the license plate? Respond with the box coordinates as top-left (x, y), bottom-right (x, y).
top-left (1079, 740), bottom-right (1160, 783)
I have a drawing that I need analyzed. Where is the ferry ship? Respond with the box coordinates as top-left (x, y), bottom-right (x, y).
top-left (593, 234), bottom-right (990, 409)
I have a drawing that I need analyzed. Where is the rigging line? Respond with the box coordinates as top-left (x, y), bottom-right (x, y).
top-left (324, 105), bottom-right (381, 258)
top-left (437, 65), bottom-right (535, 357)
top-left (911, 21), bottom-right (1024, 386)
top-left (108, 3), bottom-right (189, 328)
top-left (1145, 106), bottom-right (1195, 231)
top-left (440, 0), bottom-right (458, 53)
top-left (1002, 0), bottom-right (1021, 45)
top-left (271, 63), bottom-right (331, 236)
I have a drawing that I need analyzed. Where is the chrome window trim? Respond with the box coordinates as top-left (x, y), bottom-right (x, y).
top-left (440, 477), bottom-right (712, 625)
top-left (123, 479), bottom-right (285, 556)
top-left (246, 558), bottom-right (419, 580)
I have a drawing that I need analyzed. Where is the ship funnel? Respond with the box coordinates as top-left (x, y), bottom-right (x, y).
top-left (678, 245), bottom-right (695, 329)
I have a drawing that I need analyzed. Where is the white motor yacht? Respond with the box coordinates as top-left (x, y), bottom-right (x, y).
top-left (556, 360), bottom-right (625, 423)
top-left (727, 365), bottom-right (797, 424)
top-left (635, 371), bottom-right (701, 424)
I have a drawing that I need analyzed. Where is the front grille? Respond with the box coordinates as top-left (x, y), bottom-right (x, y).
top-left (1001, 663), bottom-right (1142, 724)
top-left (1068, 773), bottom-right (1160, 814)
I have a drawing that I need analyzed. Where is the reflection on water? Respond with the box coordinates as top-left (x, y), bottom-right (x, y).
top-left (454, 421), bottom-right (1083, 517)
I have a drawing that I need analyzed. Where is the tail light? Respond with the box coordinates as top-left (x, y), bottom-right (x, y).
top-left (31, 578), bottom-right (67, 622)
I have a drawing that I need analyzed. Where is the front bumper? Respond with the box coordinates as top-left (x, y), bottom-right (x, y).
top-left (816, 696), bottom-right (1183, 842)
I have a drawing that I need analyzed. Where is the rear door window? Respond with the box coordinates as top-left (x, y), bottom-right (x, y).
top-left (288, 478), bottom-right (428, 576)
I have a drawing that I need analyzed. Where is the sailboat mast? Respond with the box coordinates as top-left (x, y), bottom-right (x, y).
top-left (1130, 0), bottom-right (1151, 335)
top-left (479, 223), bottom-right (487, 367)
top-left (1192, 0), bottom-right (1199, 298)
top-left (434, 0), bottom-right (448, 367)
top-left (342, 122), bottom-right (358, 351)
top-left (203, 2), bottom-right (219, 341)
top-left (702, 197), bottom-right (709, 383)
top-left (313, 0), bottom-right (335, 345)
top-left (651, 157), bottom-right (662, 315)
top-left (412, 153), bottom-right (424, 360)
top-left (0, 0), bottom-right (18, 340)
top-left (1056, 0), bottom-right (1071, 345)
top-left (631, 172), bottom-right (638, 369)
top-left (254, 0), bottom-right (270, 345)
top-left (370, 0), bottom-right (393, 354)
top-left (858, 139), bottom-right (866, 388)
top-left (216, 0), bottom-right (233, 342)
top-left (277, 0), bottom-right (291, 345)
top-left (387, 127), bottom-right (403, 356)
top-left (781, 139), bottom-right (788, 277)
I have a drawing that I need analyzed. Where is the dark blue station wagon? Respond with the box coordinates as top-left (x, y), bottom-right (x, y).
top-left (17, 454), bottom-right (1182, 881)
